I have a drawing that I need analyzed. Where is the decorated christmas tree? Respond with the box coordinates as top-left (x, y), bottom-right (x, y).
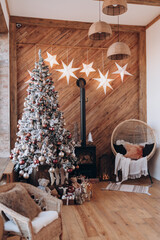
top-left (10, 49), bottom-right (77, 185)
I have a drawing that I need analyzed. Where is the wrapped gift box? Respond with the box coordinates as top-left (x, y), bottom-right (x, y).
top-left (62, 193), bottom-right (75, 205)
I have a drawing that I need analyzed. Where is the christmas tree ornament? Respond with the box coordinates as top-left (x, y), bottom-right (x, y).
top-left (94, 70), bottom-right (114, 95)
top-left (56, 60), bottom-right (80, 85)
top-left (59, 151), bottom-right (64, 157)
top-left (23, 173), bottom-right (29, 179)
top-left (113, 62), bottom-right (133, 82)
top-left (49, 167), bottom-right (55, 173)
top-left (80, 62), bottom-right (96, 77)
top-left (72, 165), bottom-right (76, 170)
top-left (39, 156), bottom-right (45, 162)
top-left (19, 170), bottom-right (24, 176)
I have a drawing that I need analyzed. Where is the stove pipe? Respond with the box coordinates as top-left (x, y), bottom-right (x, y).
top-left (76, 78), bottom-right (86, 147)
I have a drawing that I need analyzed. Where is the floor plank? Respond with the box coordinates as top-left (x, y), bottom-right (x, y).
top-left (62, 177), bottom-right (160, 240)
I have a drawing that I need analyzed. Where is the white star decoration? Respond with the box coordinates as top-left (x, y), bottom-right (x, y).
top-left (94, 70), bottom-right (114, 95)
top-left (56, 60), bottom-right (80, 85)
top-left (113, 62), bottom-right (133, 82)
top-left (25, 70), bottom-right (33, 84)
top-left (80, 62), bottom-right (96, 77)
top-left (44, 52), bottom-right (59, 68)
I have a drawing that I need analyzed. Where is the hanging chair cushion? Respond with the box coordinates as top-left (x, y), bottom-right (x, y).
top-left (124, 143), bottom-right (144, 160)
top-left (113, 144), bottom-right (126, 155)
top-left (143, 143), bottom-right (154, 157)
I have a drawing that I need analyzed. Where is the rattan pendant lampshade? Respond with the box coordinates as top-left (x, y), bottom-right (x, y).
top-left (88, 21), bottom-right (112, 40)
top-left (107, 41), bottom-right (131, 60)
top-left (102, 0), bottom-right (127, 16)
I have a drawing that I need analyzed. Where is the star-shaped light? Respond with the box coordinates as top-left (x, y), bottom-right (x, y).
top-left (94, 70), bottom-right (114, 95)
top-left (25, 70), bottom-right (33, 84)
top-left (44, 52), bottom-right (59, 68)
top-left (80, 62), bottom-right (96, 77)
top-left (113, 62), bottom-right (133, 82)
top-left (56, 60), bottom-right (80, 85)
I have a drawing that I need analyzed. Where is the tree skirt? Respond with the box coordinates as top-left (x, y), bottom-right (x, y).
top-left (102, 182), bottom-right (151, 195)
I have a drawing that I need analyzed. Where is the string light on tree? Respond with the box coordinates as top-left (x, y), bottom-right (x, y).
top-left (44, 52), bottom-right (59, 68)
top-left (94, 70), bottom-right (114, 95)
top-left (113, 62), bottom-right (133, 82)
top-left (56, 60), bottom-right (80, 85)
top-left (80, 62), bottom-right (96, 77)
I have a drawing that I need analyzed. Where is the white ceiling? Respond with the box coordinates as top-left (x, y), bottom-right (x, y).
top-left (8, 0), bottom-right (160, 26)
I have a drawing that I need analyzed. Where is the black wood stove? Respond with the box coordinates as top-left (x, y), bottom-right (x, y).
top-left (75, 78), bottom-right (96, 178)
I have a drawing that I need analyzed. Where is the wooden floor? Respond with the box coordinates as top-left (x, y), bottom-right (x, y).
top-left (62, 177), bottom-right (160, 240)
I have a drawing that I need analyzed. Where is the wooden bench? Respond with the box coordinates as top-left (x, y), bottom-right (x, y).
top-left (3, 161), bottom-right (14, 183)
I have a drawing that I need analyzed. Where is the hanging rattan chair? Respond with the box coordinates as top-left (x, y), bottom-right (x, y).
top-left (111, 119), bottom-right (156, 161)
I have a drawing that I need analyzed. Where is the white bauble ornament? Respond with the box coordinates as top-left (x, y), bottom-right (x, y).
top-left (22, 144), bottom-right (27, 150)
top-left (24, 102), bottom-right (27, 107)
top-left (49, 167), bottom-right (55, 173)
top-left (39, 156), bottom-right (45, 162)
top-left (19, 170), bottom-right (24, 176)
top-left (72, 153), bottom-right (76, 158)
top-left (59, 151), bottom-right (64, 157)
top-left (35, 113), bottom-right (40, 119)
top-left (72, 165), bottom-right (75, 170)
top-left (23, 173), bottom-right (29, 179)
top-left (66, 149), bottom-right (71, 154)
top-left (31, 147), bottom-right (34, 153)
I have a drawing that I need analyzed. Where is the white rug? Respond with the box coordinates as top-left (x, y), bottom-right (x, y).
top-left (103, 182), bottom-right (151, 195)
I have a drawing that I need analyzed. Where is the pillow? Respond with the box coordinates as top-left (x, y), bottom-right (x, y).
top-left (113, 144), bottom-right (126, 155)
top-left (143, 143), bottom-right (154, 157)
top-left (0, 184), bottom-right (41, 220)
top-left (124, 143), bottom-right (144, 160)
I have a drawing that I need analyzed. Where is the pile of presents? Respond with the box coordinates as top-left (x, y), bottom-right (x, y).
top-left (57, 176), bottom-right (93, 205)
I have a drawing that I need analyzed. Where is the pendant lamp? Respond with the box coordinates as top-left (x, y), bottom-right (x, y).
top-left (107, 15), bottom-right (130, 60)
top-left (88, 0), bottom-right (112, 40)
top-left (88, 21), bottom-right (112, 40)
top-left (107, 42), bottom-right (131, 60)
top-left (102, 0), bottom-right (127, 16)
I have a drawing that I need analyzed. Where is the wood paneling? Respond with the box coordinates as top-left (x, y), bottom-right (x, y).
top-left (146, 15), bottom-right (160, 29)
top-left (10, 22), bottom-right (17, 149)
top-left (10, 18), bottom-right (146, 169)
top-left (128, 0), bottom-right (160, 6)
top-left (139, 31), bottom-right (146, 122)
top-left (98, 0), bottom-right (160, 6)
top-left (10, 16), bottom-right (145, 33)
top-left (0, 3), bottom-right (8, 33)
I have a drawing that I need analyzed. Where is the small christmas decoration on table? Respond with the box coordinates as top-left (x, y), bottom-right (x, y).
top-left (10, 49), bottom-right (77, 186)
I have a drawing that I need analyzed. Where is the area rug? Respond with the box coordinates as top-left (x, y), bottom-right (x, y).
top-left (103, 182), bottom-right (151, 195)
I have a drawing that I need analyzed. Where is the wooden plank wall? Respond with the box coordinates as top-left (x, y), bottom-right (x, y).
top-left (10, 17), bottom-right (146, 170)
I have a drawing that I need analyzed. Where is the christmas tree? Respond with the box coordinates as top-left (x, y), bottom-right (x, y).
top-left (10, 49), bottom-right (77, 185)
